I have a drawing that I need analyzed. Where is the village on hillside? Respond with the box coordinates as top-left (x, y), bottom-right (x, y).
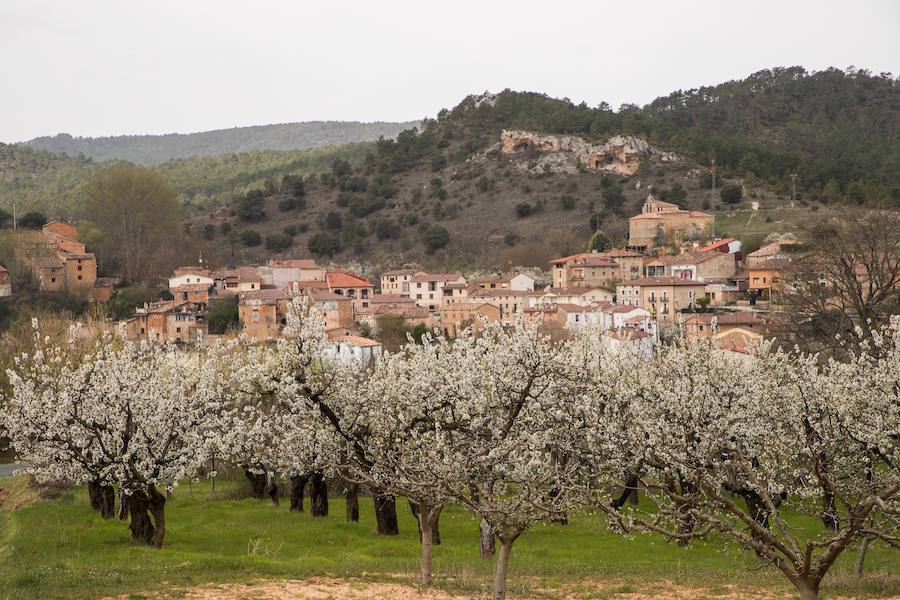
top-left (1, 193), bottom-right (813, 361)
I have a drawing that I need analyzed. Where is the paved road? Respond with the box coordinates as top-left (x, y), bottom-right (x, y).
top-left (0, 463), bottom-right (25, 478)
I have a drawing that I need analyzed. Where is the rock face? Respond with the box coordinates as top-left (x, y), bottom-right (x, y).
top-left (497, 130), bottom-right (677, 176)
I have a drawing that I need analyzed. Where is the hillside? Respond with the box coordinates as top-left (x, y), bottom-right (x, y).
top-left (198, 67), bottom-right (900, 271)
top-left (23, 121), bottom-right (419, 165)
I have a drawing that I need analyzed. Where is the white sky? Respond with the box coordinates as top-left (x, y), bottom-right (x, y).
top-left (1, 0), bottom-right (898, 142)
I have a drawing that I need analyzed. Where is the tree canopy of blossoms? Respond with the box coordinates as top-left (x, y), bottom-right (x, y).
top-left (2, 320), bottom-right (224, 547)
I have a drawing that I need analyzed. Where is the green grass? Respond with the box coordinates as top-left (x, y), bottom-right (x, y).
top-left (0, 477), bottom-right (897, 599)
top-left (715, 206), bottom-right (836, 251)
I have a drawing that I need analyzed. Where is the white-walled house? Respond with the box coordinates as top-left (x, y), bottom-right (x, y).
top-left (168, 267), bottom-right (214, 290)
top-left (327, 335), bottom-right (382, 367)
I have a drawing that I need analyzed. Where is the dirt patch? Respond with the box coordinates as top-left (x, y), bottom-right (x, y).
top-left (106, 576), bottom-right (857, 600)
top-left (0, 475), bottom-right (38, 511)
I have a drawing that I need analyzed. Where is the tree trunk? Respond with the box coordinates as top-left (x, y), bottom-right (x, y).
top-left (148, 485), bottom-right (166, 548)
top-left (290, 475), bottom-right (307, 512)
top-left (309, 472), bottom-right (328, 517)
top-left (265, 473), bottom-right (279, 507)
top-left (821, 490), bottom-right (839, 530)
top-left (374, 493), bottom-right (399, 535)
top-left (794, 579), bottom-right (820, 600)
top-left (88, 480), bottom-right (115, 519)
top-left (493, 536), bottom-right (515, 600)
top-left (345, 483), bottom-right (360, 522)
top-left (855, 535), bottom-right (874, 579)
top-left (244, 467), bottom-right (267, 499)
top-left (480, 519), bottom-right (496, 558)
top-left (547, 488), bottom-right (568, 525)
top-left (118, 489), bottom-right (129, 521)
top-left (127, 490), bottom-right (155, 545)
top-left (419, 503), bottom-right (435, 586)
top-left (410, 500), bottom-right (442, 545)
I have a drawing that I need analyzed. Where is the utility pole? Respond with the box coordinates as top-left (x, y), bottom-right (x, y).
top-left (710, 158), bottom-right (717, 239)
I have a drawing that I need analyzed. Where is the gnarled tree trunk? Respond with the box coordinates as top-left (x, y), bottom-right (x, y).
top-left (793, 578), bottom-right (821, 600)
top-left (310, 472), bottom-right (328, 517)
top-left (480, 519), bottom-right (496, 557)
top-left (345, 483), bottom-right (360, 522)
top-left (418, 502), bottom-right (442, 586)
top-left (88, 480), bottom-right (115, 519)
top-left (409, 500), bottom-right (441, 545)
top-left (125, 485), bottom-right (167, 547)
top-left (374, 492), bottom-right (399, 535)
top-left (266, 473), bottom-right (279, 507)
top-left (821, 489), bottom-right (839, 530)
top-left (493, 534), bottom-right (519, 600)
top-left (290, 475), bottom-right (308, 512)
top-left (244, 467), bottom-right (267, 499)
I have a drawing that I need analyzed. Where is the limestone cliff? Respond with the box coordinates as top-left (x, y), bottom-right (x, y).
top-left (495, 130), bottom-right (677, 176)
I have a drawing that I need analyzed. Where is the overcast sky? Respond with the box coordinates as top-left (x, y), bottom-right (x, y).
top-left (1, 0), bottom-right (898, 142)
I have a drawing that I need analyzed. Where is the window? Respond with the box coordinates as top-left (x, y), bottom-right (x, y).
top-left (361, 289), bottom-right (369, 298)
top-left (77, 265), bottom-right (82, 271)
top-left (416, 294), bottom-right (422, 300)
top-left (51, 277), bottom-right (57, 283)
top-left (176, 327), bottom-right (182, 333)
top-left (77, 275), bottom-right (83, 280)
top-left (416, 282), bottom-right (422, 289)
top-left (140, 327), bottom-right (145, 334)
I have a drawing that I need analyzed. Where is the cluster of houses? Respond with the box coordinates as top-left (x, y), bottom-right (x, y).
top-left (1, 221), bottom-right (115, 301)
top-left (0, 195), bottom-right (806, 362)
top-left (112, 195), bottom-right (789, 360)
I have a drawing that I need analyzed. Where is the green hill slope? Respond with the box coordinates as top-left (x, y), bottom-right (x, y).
top-left (22, 121), bottom-right (419, 165)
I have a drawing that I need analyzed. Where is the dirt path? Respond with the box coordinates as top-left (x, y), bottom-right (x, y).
top-left (110, 576), bottom-right (812, 599)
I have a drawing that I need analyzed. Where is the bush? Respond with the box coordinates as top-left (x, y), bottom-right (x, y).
top-left (207, 296), bottom-right (239, 334)
top-left (431, 154), bottom-right (448, 172)
top-left (279, 197), bottom-right (306, 212)
top-left (240, 230), bottom-right (262, 246)
top-left (342, 175), bottom-right (369, 193)
top-left (515, 203), bottom-right (534, 218)
top-left (720, 185), bottom-right (743, 204)
top-left (219, 222), bottom-right (232, 235)
top-left (265, 233), bottom-right (293, 251)
top-left (375, 219), bottom-right (401, 240)
top-left (237, 190), bottom-right (266, 222)
top-left (0, 209), bottom-right (12, 229)
top-left (202, 224), bottom-right (216, 240)
top-left (283, 224), bottom-right (299, 237)
top-left (325, 211), bottom-right (343, 230)
top-left (603, 183), bottom-right (625, 210)
top-left (308, 232), bottom-right (342, 257)
top-left (336, 192), bottom-right (353, 207)
top-left (422, 225), bottom-right (449, 253)
top-left (504, 232), bottom-right (520, 246)
top-left (559, 195), bottom-right (577, 210)
top-left (19, 212), bottom-right (47, 229)
top-left (349, 196), bottom-right (386, 218)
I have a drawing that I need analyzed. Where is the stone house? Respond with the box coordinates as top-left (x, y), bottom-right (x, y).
top-left (531, 286), bottom-right (614, 308)
top-left (643, 251), bottom-right (737, 282)
top-left (439, 302), bottom-right (501, 337)
top-left (616, 277), bottom-right (708, 323)
top-left (627, 195), bottom-right (713, 250)
top-left (327, 335), bottom-right (382, 367)
top-left (22, 224), bottom-right (98, 296)
top-left (469, 288), bottom-right (535, 324)
top-left (125, 300), bottom-right (207, 344)
top-left (470, 271), bottom-right (536, 292)
top-left (168, 266), bottom-right (213, 290)
top-left (379, 268), bottom-right (424, 296)
top-left (409, 272), bottom-right (466, 311)
top-left (326, 270), bottom-right (375, 311)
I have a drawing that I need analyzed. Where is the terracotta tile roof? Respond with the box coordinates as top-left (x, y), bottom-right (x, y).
top-left (292, 279), bottom-right (330, 291)
top-left (174, 266), bottom-right (211, 276)
top-left (621, 277), bottom-right (707, 287)
top-left (542, 286), bottom-right (608, 295)
top-left (606, 304), bottom-right (644, 314)
top-left (599, 248), bottom-right (645, 258)
top-left (569, 255), bottom-right (620, 267)
top-left (697, 238), bottom-right (737, 253)
top-left (439, 302), bottom-right (495, 312)
top-left (310, 290), bottom-right (347, 302)
top-left (549, 252), bottom-right (587, 265)
top-left (442, 283), bottom-right (469, 290)
top-left (334, 335), bottom-right (382, 348)
top-left (237, 266), bottom-right (260, 282)
top-left (327, 270), bottom-right (372, 288)
top-left (606, 328), bottom-right (650, 340)
top-left (470, 289), bottom-right (534, 298)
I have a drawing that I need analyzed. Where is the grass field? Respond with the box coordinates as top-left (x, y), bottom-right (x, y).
top-left (715, 205), bottom-right (836, 251)
top-left (0, 476), bottom-right (897, 599)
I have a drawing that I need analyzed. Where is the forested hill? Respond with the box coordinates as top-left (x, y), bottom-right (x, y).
top-left (23, 120), bottom-right (419, 165)
top-left (444, 67), bottom-right (899, 206)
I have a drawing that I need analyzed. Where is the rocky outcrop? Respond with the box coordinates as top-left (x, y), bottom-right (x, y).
top-left (496, 130), bottom-right (677, 176)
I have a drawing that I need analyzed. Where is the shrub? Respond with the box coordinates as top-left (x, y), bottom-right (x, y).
top-left (308, 232), bottom-right (342, 257)
top-left (342, 175), bottom-right (369, 193)
top-left (265, 233), bottom-right (293, 251)
top-left (504, 233), bottom-right (520, 246)
top-left (336, 192), bottom-right (353, 207)
top-left (240, 230), bottom-right (261, 246)
top-left (19, 212), bottom-right (47, 229)
top-left (283, 224), bottom-right (299, 237)
top-left (202, 224), bottom-right (216, 240)
top-left (422, 225), bottom-right (449, 253)
top-left (325, 211), bottom-right (343, 230)
top-left (515, 203), bottom-right (534, 218)
top-left (279, 197), bottom-right (306, 212)
top-left (219, 221), bottom-right (232, 235)
top-left (431, 154), bottom-right (448, 172)
top-left (720, 185), bottom-right (743, 204)
top-left (349, 196), bottom-right (386, 218)
top-left (603, 183), bottom-right (625, 210)
top-left (375, 219), bottom-right (401, 240)
top-left (559, 195), bottom-right (577, 210)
